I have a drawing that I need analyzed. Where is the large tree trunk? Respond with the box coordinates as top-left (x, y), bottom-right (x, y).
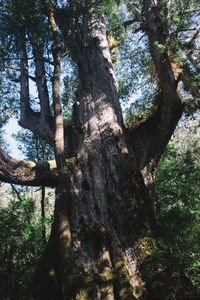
top-left (20, 4), bottom-right (198, 300)
top-left (31, 17), bottom-right (148, 300)
top-left (0, 1), bottom-right (199, 299)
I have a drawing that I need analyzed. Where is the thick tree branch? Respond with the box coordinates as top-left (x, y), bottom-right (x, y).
top-left (29, 32), bottom-right (54, 138)
top-left (0, 147), bottom-right (58, 187)
top-left (187, 52), bottom-right (200, 73)
top-left (178, 30), bottom-right (200, 74)
top-left (18, 37), bottom-right (54, 146)
top-left (29, 32), bottom-right (52, 120)
top-left (174, 34), bottom-right (200, 110)
top-left (19, 36), bottom-right (31, 122)
top-left (143, 0), bottom-right (183, 111)
top-left (128, 0), bottom-right (184, 176)
top-left (19, 40), bottom-right (46, 140)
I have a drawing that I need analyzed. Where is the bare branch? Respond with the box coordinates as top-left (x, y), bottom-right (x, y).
top-left (181, 28), bottom-right (200, 47)
top-left (178, 29), bottom-right (200, 73)
top-left (112, 18), bottom-right (142, 33)
top-left (10, 184), bottom-right (23, 202)
top-left (43, 57), bottom-right (54, 65)
top-left (28, 75), bottom-right (37, 82)
top-left (179, 8), bottom-right (200, 16)
top-left (171, 28), bottom-right (199, 35)
top-left (61, 50), bottom-right (70, 59)
top-left (186, 52), bottom-right (200, 73)
top-left (123, 18), bottom-right (137, 28)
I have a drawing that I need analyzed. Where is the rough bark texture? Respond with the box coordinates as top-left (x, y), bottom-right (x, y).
top-left (19, 37), bottom-right (54, 146)
top-left (1, 1), bottom-right (199, 300)
top-left (0, 147), bottom-right (58, 186)
top-left (27, 5), bottom-right (195, 298)
top-left (30, 15), bottom-right (149, 300)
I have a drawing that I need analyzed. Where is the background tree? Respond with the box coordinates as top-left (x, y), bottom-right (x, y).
top-left (13, 129), bottom-right (54, 243)
top-left (0, 128), bottom-right (55, 299)
top-left (0, 0), bottom-right (199, 299)
top-left (139, 114), bottom-right (200, 299)
top-left (0, 186), bottom-right (54, 300)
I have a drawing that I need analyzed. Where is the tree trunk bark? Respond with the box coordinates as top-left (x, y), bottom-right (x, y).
top-left (41, 186), bottom-right (46, 246)
top-left (30, 17), bottom-right (149, 300)
top-left (24, 8), bottom-right (200, 299)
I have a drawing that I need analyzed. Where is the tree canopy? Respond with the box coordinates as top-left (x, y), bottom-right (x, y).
top-left (0, 0), bottom-right (199, 185)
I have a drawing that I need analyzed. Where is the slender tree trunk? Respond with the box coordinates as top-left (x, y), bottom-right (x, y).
top-left (41, 186), bottom-right (46, 245)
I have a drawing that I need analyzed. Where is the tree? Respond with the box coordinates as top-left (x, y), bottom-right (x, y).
top-left (0, 0), bottom-right (199, 299)
top-left (139, 117), bottom-right (200, 299)
top-left (0, 184), bottom-right (54, 300)
top-left (13, 129), bottom-right (54, 243)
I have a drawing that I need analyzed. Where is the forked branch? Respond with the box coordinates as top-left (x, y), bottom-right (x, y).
top-left (29, 32), bottom-right (52, 121)
top-left (18, 36), bottom-right (54, 146)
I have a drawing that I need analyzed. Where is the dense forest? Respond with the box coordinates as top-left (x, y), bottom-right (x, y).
top-left (0, 0), bottom-right (199, 299)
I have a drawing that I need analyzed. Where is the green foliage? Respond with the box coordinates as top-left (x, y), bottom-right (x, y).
top-left (0, 0), bottom-right (198, 130)
top-left (13, 130), bottom-right (54, 162)
top-left (0, 58), bottom-right (20, 124)
top-left (0, 192), bottom-right (52, 300)
top-left (62, 67), bottom-right (78, 119)
top-left (124, 93), bottom-right (158, 126)
top-left (141, 128), bottom-right (200, 294)
top-left (117, 0), bottom-right (200, 116)
top-left (0, 0), bottom-right (52, 123)
top-left (100, 0), bottom-right (126, 40)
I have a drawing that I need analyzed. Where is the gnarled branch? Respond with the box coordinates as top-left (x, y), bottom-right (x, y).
top-left (0, 147), bottom-right (58, 187)
top-left (128, 0), bottom-right (184, 176)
